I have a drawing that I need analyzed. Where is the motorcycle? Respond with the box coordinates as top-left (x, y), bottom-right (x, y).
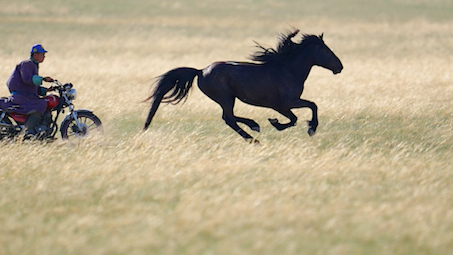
top-left (0, 80), bottom-right (102, 141)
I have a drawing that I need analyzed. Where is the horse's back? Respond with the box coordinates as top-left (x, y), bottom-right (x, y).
top-left (199, 61), bottom-right (258, 91)
top-left (200, 61), bottom-right (267, 87)
top-left (198, 61), bottom-right (283, 107)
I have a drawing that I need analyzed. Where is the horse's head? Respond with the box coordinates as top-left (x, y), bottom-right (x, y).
top-left (250, 30), bottom-right (343, 75)
top-left (312, 34), bottom-right (343, 75)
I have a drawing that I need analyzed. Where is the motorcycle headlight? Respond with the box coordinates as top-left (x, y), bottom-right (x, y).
top-left (67, 89), bottom-right (77, 100)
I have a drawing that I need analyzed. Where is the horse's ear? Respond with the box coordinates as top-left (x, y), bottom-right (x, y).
top-left (320, 33), bottom-right (324, 40)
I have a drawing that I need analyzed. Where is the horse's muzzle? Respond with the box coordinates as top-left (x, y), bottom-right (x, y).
top-left (333, 64), bottom-right (343, 74)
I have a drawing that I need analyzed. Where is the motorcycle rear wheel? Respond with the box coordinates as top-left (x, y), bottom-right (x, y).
top-left (60, 112), bottom-right (102, 140)
top-left (0, 116), bottom-right (18, 140)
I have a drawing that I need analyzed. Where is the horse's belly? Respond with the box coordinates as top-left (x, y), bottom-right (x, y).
top-left (236, 91), bottom-right (278, 108)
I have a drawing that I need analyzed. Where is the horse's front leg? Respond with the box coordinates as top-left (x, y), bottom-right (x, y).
top-left (270, 99), bottom-right (318, 136)
top-left (297, 99), bottom-right (318, 136)
top-left (268, 110), bottom-right (297, 131)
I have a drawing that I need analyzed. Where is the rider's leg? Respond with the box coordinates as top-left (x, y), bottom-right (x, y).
top-left (24, 113), bottom-right (42, 136)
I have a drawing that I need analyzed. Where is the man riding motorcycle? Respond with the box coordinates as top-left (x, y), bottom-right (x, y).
top-left (4, 44), bottom-right (54, 137)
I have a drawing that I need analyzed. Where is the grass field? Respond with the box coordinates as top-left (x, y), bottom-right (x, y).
top-left (0, 0), bottom-right (452, 254)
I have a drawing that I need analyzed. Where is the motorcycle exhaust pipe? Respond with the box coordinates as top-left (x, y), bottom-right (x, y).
top-left (0, 123), bottom-right (14, 128)
top-left (0, 122), bottom-right (21, 131)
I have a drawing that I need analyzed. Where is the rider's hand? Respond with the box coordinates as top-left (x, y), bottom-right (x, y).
top-left (43, 77), bottom-right (54, 82)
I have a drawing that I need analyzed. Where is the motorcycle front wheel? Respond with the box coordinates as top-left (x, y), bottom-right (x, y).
top-left (60, 112), bottom-right (102, 140)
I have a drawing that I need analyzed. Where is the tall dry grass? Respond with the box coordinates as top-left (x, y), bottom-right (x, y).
top-left (0, 1), bottom-right (452, 254)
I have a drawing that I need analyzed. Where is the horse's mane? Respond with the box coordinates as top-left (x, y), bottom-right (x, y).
top-left (250, 29), bottom-right (324, 64)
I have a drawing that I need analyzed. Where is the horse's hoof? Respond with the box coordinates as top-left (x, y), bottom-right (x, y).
top-left (251, 125), bottom-right (260, 132)
top-left (268, 118), bottom-right (278, 124)
top-left (245, 138), bottom-right (261, 145)
top-left (269, 118), bottom-right (285, 131)
top-left (307, 128), bottom-right (316, 136)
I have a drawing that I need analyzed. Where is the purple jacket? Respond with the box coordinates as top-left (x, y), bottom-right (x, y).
top-left (4, 58), bottom-right (47, 115)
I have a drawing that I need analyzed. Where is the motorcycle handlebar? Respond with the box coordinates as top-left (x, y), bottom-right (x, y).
top-left (51, 80), bottom-right (61, 85)
top-left (49, 80), bottom-right (73, 91)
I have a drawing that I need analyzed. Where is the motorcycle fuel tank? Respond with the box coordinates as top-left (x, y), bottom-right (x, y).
top-left (45, 95), bottom-right (59, 109)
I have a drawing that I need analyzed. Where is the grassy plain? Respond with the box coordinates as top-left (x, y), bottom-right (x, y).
top-left (0, 0), bottom-right (452, 254)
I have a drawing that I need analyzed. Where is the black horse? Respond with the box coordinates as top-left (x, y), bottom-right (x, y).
top-left (144, 29), bottom-right (343, 143)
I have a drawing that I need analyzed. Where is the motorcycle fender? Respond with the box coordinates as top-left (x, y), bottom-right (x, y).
top-left (60, 109), bottom-right (94, 125)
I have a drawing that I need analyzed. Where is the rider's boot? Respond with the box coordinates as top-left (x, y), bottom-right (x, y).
top-left (24, 113), bottom-right (42, 138)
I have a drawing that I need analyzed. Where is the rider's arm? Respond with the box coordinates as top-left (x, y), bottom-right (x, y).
top-left (38, 86), bottom-right (47, 96)
top-left (33, 76), bottom-right (53, 84)
top-left (19, 61), bottom-right (40, 86)
top-left (32, 75), bottom-right (44, 86)
top-left (19, 61), bottom-right (52, 86)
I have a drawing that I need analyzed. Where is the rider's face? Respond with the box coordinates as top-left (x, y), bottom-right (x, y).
top-left (32, 52), bottom-right (46, 63)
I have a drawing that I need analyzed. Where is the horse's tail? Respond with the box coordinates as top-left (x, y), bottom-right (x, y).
top-left (143, 67), bottom-right (202, 130)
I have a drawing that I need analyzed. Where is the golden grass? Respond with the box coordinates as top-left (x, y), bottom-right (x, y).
top-left (0, 1), bottom-right (452, 254)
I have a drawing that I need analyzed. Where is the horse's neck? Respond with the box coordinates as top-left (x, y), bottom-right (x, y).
top-left (293, 50), bottom-right (316, 83)
top-left (299, 64), bottom-right (313, 82)
top-left (287, 59), bottom-right (314, 84)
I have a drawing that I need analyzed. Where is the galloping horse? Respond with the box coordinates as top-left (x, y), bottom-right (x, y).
top-left (144, 29), bottom-right (343, 143)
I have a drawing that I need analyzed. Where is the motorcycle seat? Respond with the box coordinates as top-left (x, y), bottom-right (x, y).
top-left (0, 97), bottom-right (14, 112)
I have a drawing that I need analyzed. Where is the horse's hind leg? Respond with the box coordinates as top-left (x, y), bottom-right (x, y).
top-left (219, 99), bottom-right (258, 143)
top-left (199, 78), bottom-right (258, 142)
top-left (223, 113), bottom-right (257, 142)
top-left (235, 117), bottom-right (260, 132)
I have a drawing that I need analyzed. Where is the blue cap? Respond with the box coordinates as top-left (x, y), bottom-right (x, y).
top-left (30, 44), bottom-right (48, 54)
